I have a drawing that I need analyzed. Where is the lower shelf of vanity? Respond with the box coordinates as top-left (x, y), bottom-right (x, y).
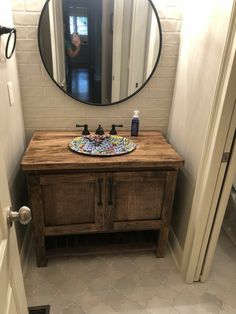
top-left (45, 230), bottom-right (158, 259)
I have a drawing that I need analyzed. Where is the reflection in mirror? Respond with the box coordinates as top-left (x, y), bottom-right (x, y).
top-left (39, 0), bottom-right (162, 105)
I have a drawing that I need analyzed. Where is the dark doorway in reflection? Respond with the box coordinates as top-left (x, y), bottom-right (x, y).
top-left (71, 67), bottom-right (101, 103)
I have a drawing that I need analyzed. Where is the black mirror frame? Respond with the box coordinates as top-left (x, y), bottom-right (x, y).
top-left (38, 0), bottom-right (162, 106)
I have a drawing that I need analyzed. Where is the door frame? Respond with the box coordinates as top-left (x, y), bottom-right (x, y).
top-left (181, 1), bottom-right (236, 283)
top-left (200, 115), bottom-right (236, 282)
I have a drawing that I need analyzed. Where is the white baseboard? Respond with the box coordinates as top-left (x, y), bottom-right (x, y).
top-left (20, 225), bottom-right (33, 278)
top-left (168, 226), bottom-right (183, 271)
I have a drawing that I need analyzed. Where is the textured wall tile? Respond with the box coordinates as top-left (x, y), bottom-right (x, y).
top-left (13, 12), bottom-right (40, 25)
top-left (16, 39), bottom-right (38, 51)
top-left (155, 66), bottom-right (177, 78)
top-left (23, 96), bottom-right (55, 107)
top-left (148, 77), bottom-right (175, 89)
top-left (27, 27), bottom-right (38, 39)
top-left (161, 20), bottom-right (178, 32)
top-left (18, 64), bottom-right (41, 75)
top-left (148, 88), bottom-right (173, 99)
top-left (16, 52), bottom-right (29, 64)
top-left (12, 0), bottom-right (25, 11)
top-left (24, 0), bottom-right (45, 12)
top-left (21, 87), bottom-right (44, 97)
top-left (162, 45), bottom-right (179, 56)
top-left (167, 7), bottom-right (183, 20)
top-left (15, 26), bottom-right (28, 39)
top-left (43, 86), bottom-right (65, 97)
top-left (19, 75), bottom-right (52, 87)
top-left (28, 52), bottom-right (41, 64)
top-left (160, 56), bottom-right (178, 67)
top-left (163, 33), bottom-right (180, 45)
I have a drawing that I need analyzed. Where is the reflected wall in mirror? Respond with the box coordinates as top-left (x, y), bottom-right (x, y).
top-left (38, 0), bottom-right (162, 106)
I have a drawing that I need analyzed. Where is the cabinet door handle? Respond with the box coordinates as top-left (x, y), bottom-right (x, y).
top-left (97, 178), bottom-right (103, 206)
top-left (108, 178), bottom-right (113, 206)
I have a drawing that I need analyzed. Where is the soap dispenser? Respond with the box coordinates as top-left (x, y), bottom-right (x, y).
top-left (131, 110), bottom-right (140, 136)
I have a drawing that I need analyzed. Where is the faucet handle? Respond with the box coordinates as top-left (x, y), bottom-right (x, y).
top-left (76, 124), bottom-right (90, 135)
top-left (110, 124), bottom-right (123, 135)
top-left (95, 124), bottom-right (105, 135)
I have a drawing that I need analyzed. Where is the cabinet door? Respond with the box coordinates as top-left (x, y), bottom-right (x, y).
top-left (39, 173), bottom-right (105, 233)
top-left (107, 171), bottom-right (167, 231)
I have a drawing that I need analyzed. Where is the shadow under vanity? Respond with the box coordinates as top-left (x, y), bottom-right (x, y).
top-left (21, 131), bottom-right (183, 267)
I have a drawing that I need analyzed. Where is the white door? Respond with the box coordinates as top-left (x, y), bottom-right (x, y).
top-left (0, 146), bottom-right (29, 314)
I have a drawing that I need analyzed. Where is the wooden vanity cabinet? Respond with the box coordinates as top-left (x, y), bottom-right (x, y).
top-left (39, 173), bottom-right (105, 231)
top-left (21, 131), bottom-right (184, 267)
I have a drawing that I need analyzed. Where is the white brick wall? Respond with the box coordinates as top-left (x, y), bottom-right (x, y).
top-left (12, 0), bottom-right (183, 139)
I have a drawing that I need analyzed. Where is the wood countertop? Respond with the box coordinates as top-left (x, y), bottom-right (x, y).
top-left (21, 131), bottom-right (184, 171)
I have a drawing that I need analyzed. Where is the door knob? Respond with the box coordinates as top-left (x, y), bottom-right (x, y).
top-left (7, 206), bottom-right (32, 227)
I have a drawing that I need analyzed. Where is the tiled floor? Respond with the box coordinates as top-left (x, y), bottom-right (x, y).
top-left (25, 231), bottom-right (236, 314)
top-left (223, 190), bottom-right (236, 246)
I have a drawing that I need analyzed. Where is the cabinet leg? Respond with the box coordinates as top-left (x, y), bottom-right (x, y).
top-left (35, 236), bottom-right (48, 267)
top-left (156, 228), bottom-right (169, 258)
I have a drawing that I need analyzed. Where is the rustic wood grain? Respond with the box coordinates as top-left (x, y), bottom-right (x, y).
top-left (22, 131), bottom-right (184, 266)
top-left (41, 173), bottom-right (98, 226)
top-left (44, 224), bottom-right (102, 236)
top-left (21, 131), bottom-right (184, 171)
top-left (114, 220), bottom-right (162, 231)
top-left (156, 171), bottom-right (178, 257)
top-left (111, 171), bottom-right (167, 222)
top-left (27, 175), bottom-right (48, 267)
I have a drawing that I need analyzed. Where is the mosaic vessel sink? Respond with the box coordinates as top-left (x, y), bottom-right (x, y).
top-left (69, 135), bottom-right (136, 156)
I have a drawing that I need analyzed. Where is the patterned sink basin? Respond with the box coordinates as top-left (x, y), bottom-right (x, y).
top-left (69, 135), bottom-right (136, 156)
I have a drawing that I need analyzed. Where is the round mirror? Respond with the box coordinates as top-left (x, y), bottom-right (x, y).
top-left (38, 0), bottom-right (162, 106)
